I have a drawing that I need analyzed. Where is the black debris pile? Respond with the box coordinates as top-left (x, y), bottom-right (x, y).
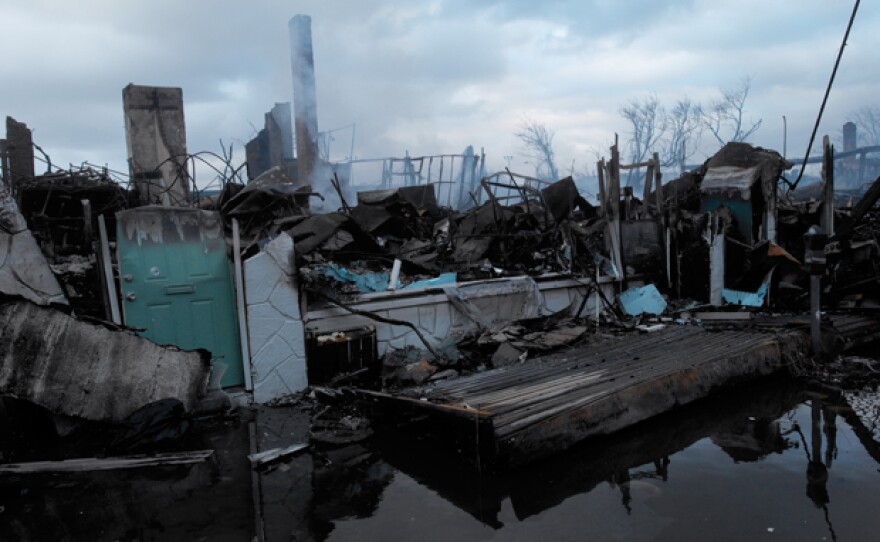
top-left (442, 176), bottom-right (598, 278)
top-left (16, 167), bottom-right (129, 317)
top-left (106, 398), bottom-right (193, 455)
top-left (454, 309), bottom-right (591, 371)
top-left (374, 309), bottom-right (596, 391)
top-left (309, 388), bottom-right (375, 446)
top-left (212, 166), bottom-right (318, 244)
top-left (288, 176), bottom-right (607, 299)
top-left (826, 176), bottom-right (880, 308)
top-left (380, 346), bottom-right (441, 388)
top-left (351, 185), bottom-right (446, 259)
top-left (285, 212), bottom-right (385, 264)
top-left (657, 143), bottom-right (789, 214)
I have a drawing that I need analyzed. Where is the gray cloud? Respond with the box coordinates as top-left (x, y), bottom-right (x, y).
top-left (1, 0), bottom-right (878, 184)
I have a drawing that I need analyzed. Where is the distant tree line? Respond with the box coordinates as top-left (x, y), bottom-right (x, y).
top-left (513, 77), bottom-right (879, 196)
top-left (619, 77), bottom-right (761, 187)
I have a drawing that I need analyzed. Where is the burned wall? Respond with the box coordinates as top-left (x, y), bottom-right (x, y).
top-left (0, 176), bottom-right (67, 306)
top-left (122, 84), bottom-right (189, 206)
top-left (0, 301), bottom-right (209, 421)
top-left (4, 116), bottom-right (34, 186)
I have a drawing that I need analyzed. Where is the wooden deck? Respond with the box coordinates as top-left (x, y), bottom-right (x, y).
top-left (356, 314), bottom-right (879, 468)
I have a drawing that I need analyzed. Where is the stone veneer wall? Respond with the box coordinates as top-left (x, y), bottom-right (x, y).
top-left (244, 233), bottom-right (308, 403)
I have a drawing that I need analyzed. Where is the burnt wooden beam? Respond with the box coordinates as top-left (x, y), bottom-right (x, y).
top-left (834, 174), bottom-right (880, 240)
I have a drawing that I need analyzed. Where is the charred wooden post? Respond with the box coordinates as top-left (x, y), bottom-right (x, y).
top-left (289, 15), bottom-right (320, 189)
top-left (652, 152), bottom-right (670, 289)
top-left (607, 144), bottom-right (623, 280)
top-left (764, 182), bottom-right (778, 244)
top-left (709, 213), bottom-right (725, 306)
top-left (5, 117), bottom-right (35, 191)
top-left (821, 135), bottom-right (835, 237)
top-left (0, 138), bottom-right (8, 185)
top-left (835, 175), bottom-right (880, 240)
top-left (804, 226), bottom-right (828, 355)
top-left (642, 158), bottom-right (654, 216)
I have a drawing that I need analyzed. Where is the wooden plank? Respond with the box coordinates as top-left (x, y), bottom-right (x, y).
top-left (232, 218), bottom-right (253, 392)
top-left (608, 144), bottom-right (623, 279)
top-left (97, 214), bottom-right (121, 325)
top-left (0, 450), bottom-right (214, 474)
top-left (428, 330), bottom-right (747, 419)
top-left (248, 442), bottom-right (309, 467)
top-left (363, 323), bottom-right (809, 468)
top-left (822, 135), bottom-right (835, 236)
top-left (642, 159), bottom-right (654, 213)
top-left (355, 388), bottom-right (493, 419)
top-left (709, 231), bottom-right (725, 306)
top-left (490, 332), bottom-right (771, 425)
top-left (619, 160), bottom-right (652, 170)
top-left (497, 336), bottom-right (798, 466)
top-left (695, 311), bottom-right (752, 321)
top-left (424, 328), bottom-right (703, 397)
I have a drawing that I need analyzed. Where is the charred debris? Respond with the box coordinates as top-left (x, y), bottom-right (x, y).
top-left (2, 86), bottom-right (880, 470)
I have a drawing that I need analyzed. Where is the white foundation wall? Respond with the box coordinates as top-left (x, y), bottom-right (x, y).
top-left (305, 276), bottom-right (613, 356)
top-left (244, 234), bottom-right (617, 403)
top-left (244, 233), bottom-right (308, 403)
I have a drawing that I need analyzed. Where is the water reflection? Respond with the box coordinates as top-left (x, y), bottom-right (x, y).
top-left (0, 418), bottom-right (255, 541)
top-left (5, 374), bottom-right (879, 541)
top-left (788, 396), bottom-right (841, 541)
top-left (309, 444), bottom-right (394, 539)
top-left (363, 376), bottom-right (811, 527)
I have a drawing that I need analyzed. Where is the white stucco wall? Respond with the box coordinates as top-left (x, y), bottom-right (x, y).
top-left (244, 233), bottom-right (308, 403)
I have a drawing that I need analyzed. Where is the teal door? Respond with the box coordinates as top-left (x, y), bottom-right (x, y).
top-left (117, 207), bottom-right (243, 388)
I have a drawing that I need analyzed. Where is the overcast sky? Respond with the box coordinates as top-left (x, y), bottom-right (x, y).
top-left (2, 0), bottom-right (878, 188)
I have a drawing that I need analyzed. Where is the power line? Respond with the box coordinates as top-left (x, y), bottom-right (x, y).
top-left (788, 0), bottom-right (861, 191)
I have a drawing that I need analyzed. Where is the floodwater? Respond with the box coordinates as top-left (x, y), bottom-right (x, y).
top-left (321, 376), bottom-right (880, 542)
top-left (3, 375), bottom-right (880, 541)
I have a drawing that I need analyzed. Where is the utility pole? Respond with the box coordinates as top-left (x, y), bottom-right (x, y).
top-left (782, 115), bottom-right (787, 160)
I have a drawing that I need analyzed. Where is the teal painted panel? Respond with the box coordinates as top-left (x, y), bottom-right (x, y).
top-left (117, 208), bottom-right (243, 388)
top-left (699, 197), bottom-right (753, 242)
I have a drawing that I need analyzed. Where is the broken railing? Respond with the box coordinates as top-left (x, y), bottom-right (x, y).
top-left (793, 142), bottom-right (880, 192)
top-left (475, 170), bottom-right (551, 207)
top-left (596, 144), bottom-right (667, 285)
top-left (339, 147), bottom-right (486, 210)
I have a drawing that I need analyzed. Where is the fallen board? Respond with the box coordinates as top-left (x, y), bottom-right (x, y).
top-left (358, 326), bottom-right (811, 468)
top-left (0, 450), bottom-right (214, 474)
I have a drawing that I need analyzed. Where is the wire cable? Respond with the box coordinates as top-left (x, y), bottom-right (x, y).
top-left (787, 0), bottom-right (860, 191)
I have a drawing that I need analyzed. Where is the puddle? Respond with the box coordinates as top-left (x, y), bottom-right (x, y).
top-left (318, 376), bottom-right (880, 542)
top-left (3, 375), bottom-right (880, 541)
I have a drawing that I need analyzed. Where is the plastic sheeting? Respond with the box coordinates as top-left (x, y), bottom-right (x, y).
top-left (619, 284), bottom-right (668, 316)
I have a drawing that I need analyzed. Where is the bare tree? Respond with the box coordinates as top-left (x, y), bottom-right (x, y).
top-left (620, 95), bottom-right (666, 188)
top-left (702, 77), bottom-right (762, 145)
top-left (516, 119), bottom-right (559, 180)
top-left (848, 105), bottom-right (880, 147)
top-left (662, 98), bottom-right (703, 171)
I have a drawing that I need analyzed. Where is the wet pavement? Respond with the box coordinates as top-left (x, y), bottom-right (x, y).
top-left (3, 371), bottom-right (880, 541)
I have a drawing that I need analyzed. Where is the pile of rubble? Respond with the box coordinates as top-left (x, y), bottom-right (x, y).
top-left (277, 177), bottom-right (602, 298)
